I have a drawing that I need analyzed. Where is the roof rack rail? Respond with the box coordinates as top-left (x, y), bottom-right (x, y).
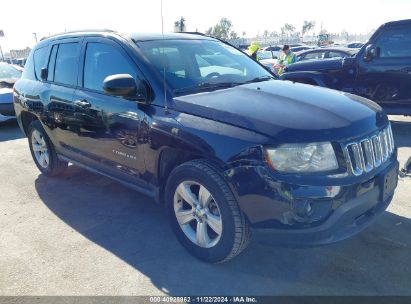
top-left (180, 31), bottom-right (207, 36)
top-left (40, 29), bottom-right (117, 41)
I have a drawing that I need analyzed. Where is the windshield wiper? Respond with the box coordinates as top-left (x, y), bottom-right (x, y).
top-left (173, 82), bottom-right (241, 95)
top-left (243, 75), bottom-right (276, 84)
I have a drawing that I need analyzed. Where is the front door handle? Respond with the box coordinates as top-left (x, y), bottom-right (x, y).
top-left (73, 99), bottom-right (91, 108)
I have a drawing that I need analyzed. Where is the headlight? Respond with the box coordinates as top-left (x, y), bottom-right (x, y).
top-left (265, 142), bottom-right (338, 173)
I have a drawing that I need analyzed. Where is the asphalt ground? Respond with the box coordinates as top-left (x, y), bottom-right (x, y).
top-left (0, 116), bottom-right (410, 296)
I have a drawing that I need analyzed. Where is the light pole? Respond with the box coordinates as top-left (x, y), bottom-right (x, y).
top-left (0, 45), bottom-right (4, 61)
top-left (0, 30), bottom-right (4, 61)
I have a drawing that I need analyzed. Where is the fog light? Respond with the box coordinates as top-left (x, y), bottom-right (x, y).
top-left (293, 199), bottom-right (313, 217)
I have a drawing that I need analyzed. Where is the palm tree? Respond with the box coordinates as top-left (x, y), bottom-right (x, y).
top-left (174, 17), bottom-right (186, 32)
top-left (263, 30), bottom-right (269, 44)
top-left (179, 17), bottom-right (186, 32)
top-left (302, 21), bottom-right (316, 41)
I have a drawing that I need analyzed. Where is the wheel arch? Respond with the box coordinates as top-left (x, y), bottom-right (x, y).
top-left (157, 147), bottom-right (226, 203)
top-left (20, 111), bottom-right (39, 136)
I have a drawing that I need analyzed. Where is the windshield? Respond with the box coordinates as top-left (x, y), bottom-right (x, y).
top-left (0, 64), bottom-right (22, 80)
top-left (136, 39), bottom-right (273, 95)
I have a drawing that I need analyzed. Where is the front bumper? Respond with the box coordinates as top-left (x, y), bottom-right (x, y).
top-left (225, 157), bottom-right (399, 247)
top-left (253, 187), bottom-right (393, 247)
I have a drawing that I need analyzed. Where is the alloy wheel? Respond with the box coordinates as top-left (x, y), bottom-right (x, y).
top-left (173, 181), bottom-right (223, 248)
top-left (31, 130), bottom-right (49, 169)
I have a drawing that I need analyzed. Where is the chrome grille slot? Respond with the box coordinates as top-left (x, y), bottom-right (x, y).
top-left (360, 139), bottom-right (374, 173)
top-left (344, 125), bottom-right (394, 176)
top-left (380, 131), bottom-right (388, 162)
top-left (371, 135), bottom-right (382, 167)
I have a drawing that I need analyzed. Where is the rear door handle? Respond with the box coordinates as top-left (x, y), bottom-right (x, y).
top-left (73, 99), bottom-right (91, 108)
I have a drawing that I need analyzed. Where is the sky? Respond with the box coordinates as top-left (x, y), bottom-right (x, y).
top-left (0, 0), bottom-right (410, 52)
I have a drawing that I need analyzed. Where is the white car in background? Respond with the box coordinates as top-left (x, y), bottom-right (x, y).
top-left (0, 63), bottom-right (22, 122)
top-left (263, 44), bottom-right (312, 59)
top-left (257, 51), bottom-right (278, 74)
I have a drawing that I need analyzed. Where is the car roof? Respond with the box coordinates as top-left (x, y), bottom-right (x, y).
top-left (381, 18), bottom-right (411, 27)
top-left (39, 29), bottom-right (215, 45)
top-left (130, 32), bottom-right (215, 41)
top-left (296, 47), bottom-right (357, 55)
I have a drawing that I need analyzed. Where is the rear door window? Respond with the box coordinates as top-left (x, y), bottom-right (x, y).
top-left (54, 43), bottom-right (80, 86)
top-left (33, 46), bottom-right (49, 80)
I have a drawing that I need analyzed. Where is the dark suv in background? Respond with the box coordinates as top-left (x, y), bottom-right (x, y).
top-left (14, 30), bottom-right (398, 263)
top-left (281, 19), bottom-right (411, 115)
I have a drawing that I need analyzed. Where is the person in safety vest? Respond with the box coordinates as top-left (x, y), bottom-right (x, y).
top-left (247, 41), bottom-right (261, 61)
top-left (277, 44), bottom-right (296, 75)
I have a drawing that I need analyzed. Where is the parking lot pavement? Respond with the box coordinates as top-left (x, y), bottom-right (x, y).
top-left (0, 117), bottom-right (411, 296)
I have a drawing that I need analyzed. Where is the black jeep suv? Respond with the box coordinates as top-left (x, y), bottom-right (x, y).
top-left (282, 19), bottom-right (411, 115)
top-left (14, 30), bottom-right (399, 263)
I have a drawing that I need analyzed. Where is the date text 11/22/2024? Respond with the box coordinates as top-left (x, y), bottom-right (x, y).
top-left (149, 296), bottom-right (257, 303)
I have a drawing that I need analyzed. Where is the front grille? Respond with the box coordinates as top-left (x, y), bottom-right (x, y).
top-left (344, 125), bottom-right (394, 176)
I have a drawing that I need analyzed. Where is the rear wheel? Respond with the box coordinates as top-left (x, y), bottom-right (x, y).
top-left (166, 159), bottom-right (251, 263)
top-left (28, 120), bottom-right (68, 176)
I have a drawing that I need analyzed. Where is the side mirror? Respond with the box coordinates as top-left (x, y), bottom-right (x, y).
top-left (402, 156), bottom-right (411, 176)
top-left (364, 44), bottom-right (378, 62)
top-left (103, 74), bottom-right (149, 101)
top-left (40, 67), bottom-right (48, 80)
top-left (103, 74), bottom-right (137, 97)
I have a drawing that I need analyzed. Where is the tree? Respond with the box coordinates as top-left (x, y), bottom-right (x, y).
top-left (206, 18), bottom-right (238, 40)
top-left (263, 30), bottom-right (269, 44)
top-left (282, 23), bottom-right (295, 42)
top-left (302, 20), bottom-right (316, 39)
top-left (230, 31), bottom-right (239, 39)
top-left (174, 16), bottom-right (186, 32)
top-left (280, 27), bottom-right (286, 41)
top-left (269, 31), bottom-right (279, 38)
top-left (284, 23), bottom-right (295, 35)
top-left (341, 29), bottom-right (349, 41)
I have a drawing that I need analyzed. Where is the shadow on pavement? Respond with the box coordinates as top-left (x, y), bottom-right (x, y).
top-left (0, 119), bottom-right (24, 142)
top-left (34, 165), bottom-right (411, 296)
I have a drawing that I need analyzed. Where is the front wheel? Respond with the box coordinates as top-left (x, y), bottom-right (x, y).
top-left (165, 160), bottom-right (251, 263)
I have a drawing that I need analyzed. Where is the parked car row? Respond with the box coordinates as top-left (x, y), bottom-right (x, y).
top-left (281, 19), bottom-right (411, 115)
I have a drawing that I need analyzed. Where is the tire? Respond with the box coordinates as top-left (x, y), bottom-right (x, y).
top-left (165, 159), bottom-right (251, 263)
top-left (28, 120), bottom-right (68, 176)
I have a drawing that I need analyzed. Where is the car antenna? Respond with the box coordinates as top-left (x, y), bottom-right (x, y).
top-left (160, 0), bottom-right (169, 113)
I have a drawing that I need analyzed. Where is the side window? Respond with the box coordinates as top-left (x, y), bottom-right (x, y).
top-left (83, 42), bottom-right (137, 92)
top-left (47, 45), bottom-right (58, 81)
top-left (376, 28), bottom-right (411, 58)
top-left (54, 43), bottom-right (80, 86)
top-left (328, 51), bottom-right (345, 59)
top-left (21, 52), bottom-right (36, 80)
top-left (304, 52), bottom-right (323, 60)
top-left (33, 46), bottom-right (49, 80)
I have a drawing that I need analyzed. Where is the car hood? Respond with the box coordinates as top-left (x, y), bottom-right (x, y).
top-left (0, 88), bottom-right (13, 104)
top-left (287, 58), bottom-right (343, 72)
top-left (0, 78), bottom-right (18, 88)
top-left (172, 80), bottom-right (387, 143)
